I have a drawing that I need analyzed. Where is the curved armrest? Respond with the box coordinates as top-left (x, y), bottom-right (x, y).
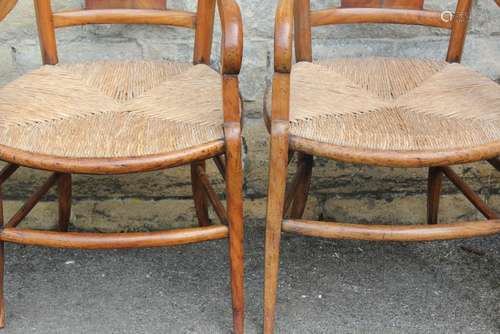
top-left (274, 0), bottom-right (294, 73)
top-left (217, 0), bottom-right (243, 75)
top-left (0, 0), bottom-right (17, 22)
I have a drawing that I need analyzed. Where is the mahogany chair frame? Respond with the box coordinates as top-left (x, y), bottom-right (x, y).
top-left (264, 0), bottom-right (500, 332)
top-left (0, 1), bottom-right (244, 332)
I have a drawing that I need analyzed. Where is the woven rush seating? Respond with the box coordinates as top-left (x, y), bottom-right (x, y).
top-left (265, 57), bottom-right (500, 161)
top-left (0, 60), bottom-right (224, 160)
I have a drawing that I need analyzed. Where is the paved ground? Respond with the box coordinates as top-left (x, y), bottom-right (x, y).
top-left (0, 225), bottom-right (498, 334)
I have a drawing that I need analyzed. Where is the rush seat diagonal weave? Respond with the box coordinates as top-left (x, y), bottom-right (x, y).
top-left (0, 60), bottom-right (224, 159)
top-left (265, 57), bottom-right (500, 154)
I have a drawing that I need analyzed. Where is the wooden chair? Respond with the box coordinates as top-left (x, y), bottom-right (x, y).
top-left (0, 0), bottom-right (244, 332)
top-left (264, 0), bottom-right (500, 332)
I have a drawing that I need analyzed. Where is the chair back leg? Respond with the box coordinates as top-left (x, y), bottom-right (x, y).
top-left (427, 167), bottom-right (443, 225)
top-left (191, 161), bottom-right (210, 227)
top-left (289, 153), bottom-right (313, 219)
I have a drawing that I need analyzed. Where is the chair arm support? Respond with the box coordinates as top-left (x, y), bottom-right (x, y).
top-left (274, 0), bottom-right (294, 73)
top-left (217, 0), bottom-right (243, 75)
top-left (0, 0), bottom-right (17, 22)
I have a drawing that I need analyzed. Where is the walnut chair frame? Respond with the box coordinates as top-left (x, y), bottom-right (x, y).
top-left (0, 1), bottom-right (244, 332)
top-left (264, 0), bottom-right (500, 332)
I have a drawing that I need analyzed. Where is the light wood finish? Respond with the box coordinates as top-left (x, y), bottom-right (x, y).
top-left (0, 0), bottom-right (16, 22)
top-left (196, 165), bottom-right (228, 225)
top-left (274, 0), bottom-right (294, 73)
top-left (194, 0), bottom-right (216, 64)
top-left (53, 9), bottom-right (196, 29)
top-left (310, 8), bottom-right (451, 29)
top-left (447, 0), bottom-right (473, 63)
top-left (341, 0), bottom-right (424, 10)
top-left (217, 0), bottom-right (243, 75)
top-left (0, 0), bottom-right (244, 332)
top-left (294, 0), bottom-right (312, 62)
top-left (192, 161), bottom-right (210, 227)
top-left (427, 167), bottom-right (443, 225)
top-left (222, 74), bottom-right (244, 334)
top-left (290, 136), bottom-right (500, 169)
top-left (6, 173), bottom-right (61, 229)
top-left (264, 72), bottom-right (290, 334)
top-left (85, 0), bottom-right (166, 9)
top-left (0, 140), bottom-right (225, 175)
top-left (282, 219), bottom-right (500, 241)
top-left (290, 137), bottom-right (500, 168)
top-left (1, 226), bottom-right (228, 249)
top-left (265, 1), bottom-right (500, 332)
top-left (57, 173), bottom-right (71, 232)
top-left (34, 0), bottom-right (58, 65)
top-left (442, 166), bottom-right (498, 219)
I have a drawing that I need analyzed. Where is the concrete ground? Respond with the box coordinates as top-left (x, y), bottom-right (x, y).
top-left (0, 224), bottom-right (498, 334)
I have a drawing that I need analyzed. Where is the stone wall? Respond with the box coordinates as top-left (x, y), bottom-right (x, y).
top-left (0, 0), bottom-right (499, 230)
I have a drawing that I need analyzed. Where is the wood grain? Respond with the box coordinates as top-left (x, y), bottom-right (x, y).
top-left (0, 140), bottom-right (225, 175)
top-left (222, 74), bottom-right (245, 334)
top-left (85, 0), bottom-right (166, 9)
top-left (283, 219), bottom-right (500, 241)
top-left (341, 0), bottom-right (424, 10)
top-left (310, 7), bottom-right (451, 29)
top-left (34, 0), bottom-right (58, 65)
top-left (447, 0), bottom-right (473, 63)
top-left (53, 9), bottom-right (196, 28)
top-left (274, 0), bottom-right (294, 73)
top-left (193, 0), bottom-right (216, 64)
top-left (217, 0), bottom-right (243, 74)
top-left (294, 0), bottom-right (312, 62)
top-left (0, 226), bottom-right (229, 249)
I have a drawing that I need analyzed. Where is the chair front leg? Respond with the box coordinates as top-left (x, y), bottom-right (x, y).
top-left (264, 121), bottom-right (289, 334)
top-left (225, 123), bottom-right (245, 334)
top-left (222, 72), bottom-right (245, 334)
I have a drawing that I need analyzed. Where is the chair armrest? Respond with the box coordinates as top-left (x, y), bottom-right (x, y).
top-left (274, 0), bottom-right (294, 73)
top-left (217, 0), bottom-right (243, 75)
top-left (0, 0), bottom-right (17, 22)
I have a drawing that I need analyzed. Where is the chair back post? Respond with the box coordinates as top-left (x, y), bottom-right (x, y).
top-left (193, 0), bottom-right (216, 65)
top-left (294, 0), bottom-right (312, 62)
top-left (34, 0), bottom-right (58, 65)
top-left (446, 0), bottom-right (473, 63)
